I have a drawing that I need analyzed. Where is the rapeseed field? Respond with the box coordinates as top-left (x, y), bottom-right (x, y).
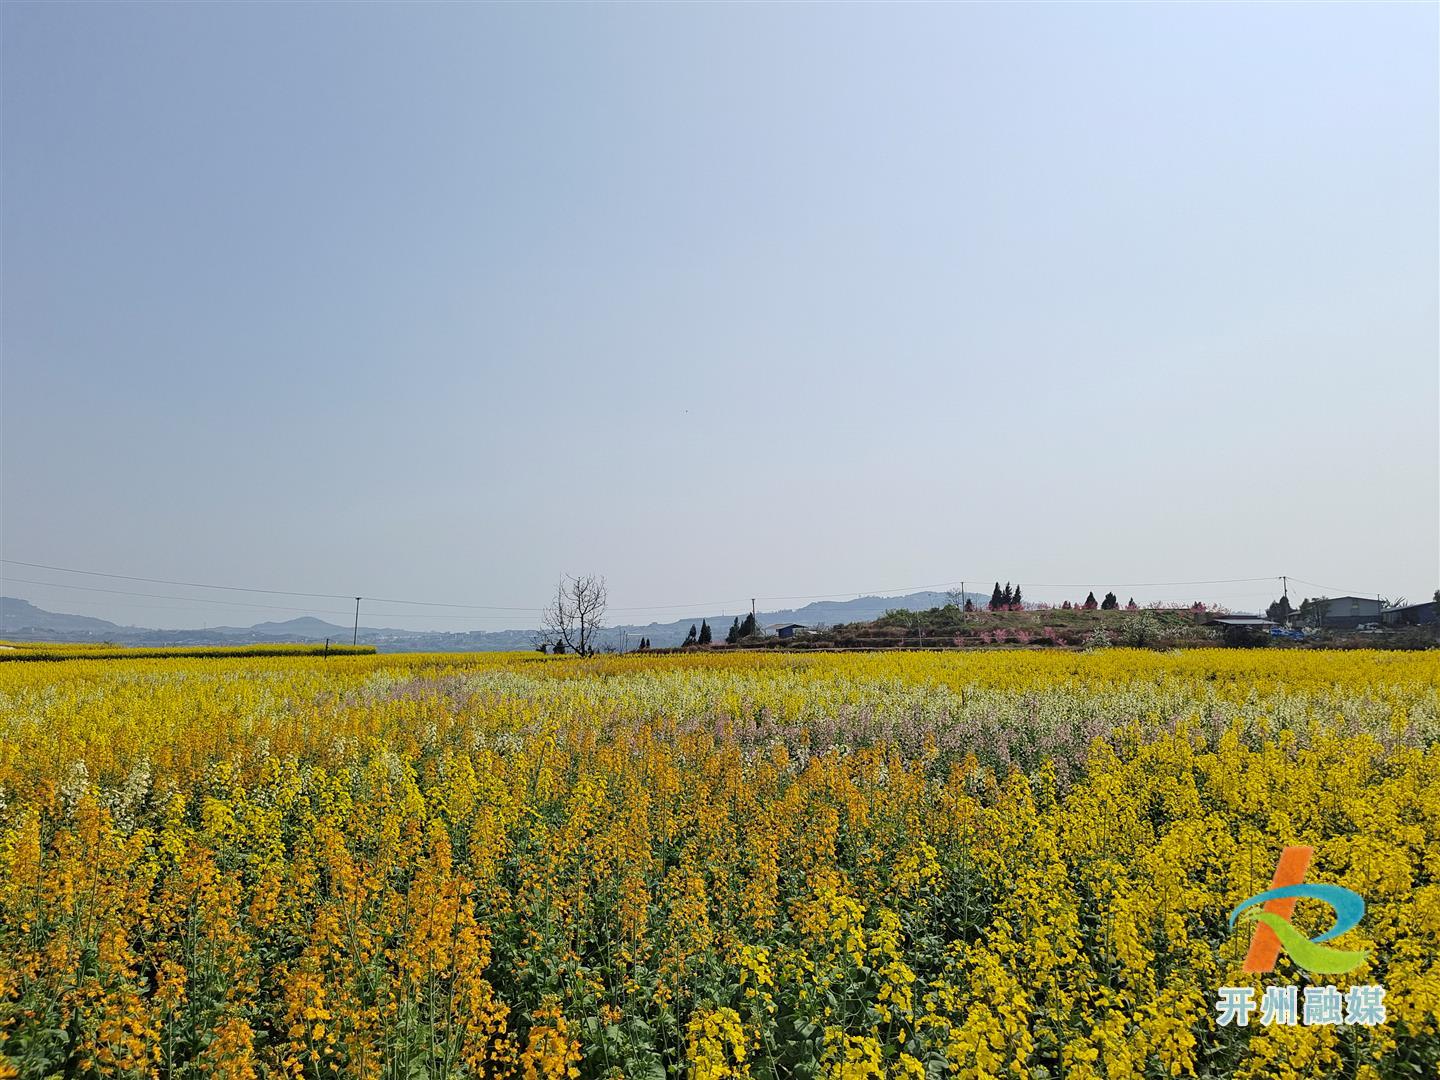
top-left (0, 649), bottom-right (1436, 1079)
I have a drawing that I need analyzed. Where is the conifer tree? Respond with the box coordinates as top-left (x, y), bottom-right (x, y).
top-left (1101, 591), bottom-right (1119, 610)
top-left (699, 620), bottom-right (712, 645)
top-left (1266, 596), bottom-right (1293, 622)
top-left (1083, 591), bottom-right (1098, 610)
top-left (1012, 585), bottom-right (1023, 609)
top-left (726, 617), bottom-right (740, 644)
top-left (684, 624), bottom-right (698, 646)
top-left (990, 583), bottom-right (1003, 611)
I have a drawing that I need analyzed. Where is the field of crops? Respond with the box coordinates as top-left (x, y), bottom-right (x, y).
top-left (1, 649), bottom-right (1437, 1079)
top-left (0, 643), bottom-right (377, 663)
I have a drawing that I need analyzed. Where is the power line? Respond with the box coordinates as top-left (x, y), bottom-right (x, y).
top-left (0, 594), bottom-right (325, 621)
top-left (1289, 577), bottom-right (1390, 599)
top-left (747, 575), bottom-right (1276, 603)
top-left (1, 556), bottom-right (1310, 625)
top-left (1, 572), bottom-right (768, 626)
top-left (628, 576), bottom-right (1280, 611)
top-left (1, 559), bottom-right (538, 612)
top-left (3, 576), bottom-right (358, 615)
top-left (1, 576), bottom-right (538, 622)
top-left (0, 561), bottom-right (962, 615)
top-left (3, 559), bottom-right (352, 600)
top-left (1014, 576), bottom-right (1278, 589)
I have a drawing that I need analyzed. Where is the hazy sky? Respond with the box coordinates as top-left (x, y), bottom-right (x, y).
top-left (3, 2), bottom-right (1437, 631)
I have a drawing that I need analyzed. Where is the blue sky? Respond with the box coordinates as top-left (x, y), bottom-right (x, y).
top-left (3, 3), bottom-right (1436, 630)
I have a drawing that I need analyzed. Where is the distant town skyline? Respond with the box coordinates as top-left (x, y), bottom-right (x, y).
top-left (4, 3), bottom-right (1436, 629)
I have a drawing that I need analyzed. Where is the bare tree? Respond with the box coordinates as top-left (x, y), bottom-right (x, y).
top-left (541, 574), bottom-right (608, 657)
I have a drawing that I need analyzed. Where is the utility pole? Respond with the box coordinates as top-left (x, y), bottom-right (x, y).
top-left (353, 597), bottom-right (360, 646)
top-left (1281, 575), bottom-right (1289, 626)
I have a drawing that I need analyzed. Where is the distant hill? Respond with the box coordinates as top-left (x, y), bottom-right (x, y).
top-left (248, 617), bottom-right (352, 637)
top-left (0, 590), bottom-right (981, 652)
top-left (0, 597), bottom-right (127, 636)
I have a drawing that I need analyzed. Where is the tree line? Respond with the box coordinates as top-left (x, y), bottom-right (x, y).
top-left (980, 583), bottom-right (1135, 612)
top-left (534, 574), bottom-right (773, 655)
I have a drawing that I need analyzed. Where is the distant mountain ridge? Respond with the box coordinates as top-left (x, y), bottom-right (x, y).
top-left (1, 590), bottom-right (976, 652)
top-left (0, 597), bottom-right (125, 634)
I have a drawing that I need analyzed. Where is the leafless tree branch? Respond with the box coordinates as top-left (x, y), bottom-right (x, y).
top-left (541, 573), bottom-right (607, 657)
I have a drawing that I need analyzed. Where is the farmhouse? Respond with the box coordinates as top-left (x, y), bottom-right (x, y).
top-left (768, 622), bottom-right (810, 640)
top-left (1293, 596), bottom-right (1382, 629)
top-left (1204, 614), bottom-right (1277, 644)
top-left (1383, 600), bottom-right (1438, 626)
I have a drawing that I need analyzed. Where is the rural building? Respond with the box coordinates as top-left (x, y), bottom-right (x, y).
top-left (1293, 596), bottom-right (1382, 629)
top-left (1383, 600), bottom-right (1438, 626)
top-left (1204, 614), bottom-right (1277, 646)
top-left (1204, 616), bottom-right (1277, 629)
top-left (768, 622), bottom-right (809, 640)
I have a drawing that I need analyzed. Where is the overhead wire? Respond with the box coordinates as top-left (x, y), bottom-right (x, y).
top-left (1, 557), bottom-right (1312, 628)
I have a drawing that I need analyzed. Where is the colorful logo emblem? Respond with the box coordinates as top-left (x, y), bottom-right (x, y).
top-left (1229, 846), bottom-right (1369, 975)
